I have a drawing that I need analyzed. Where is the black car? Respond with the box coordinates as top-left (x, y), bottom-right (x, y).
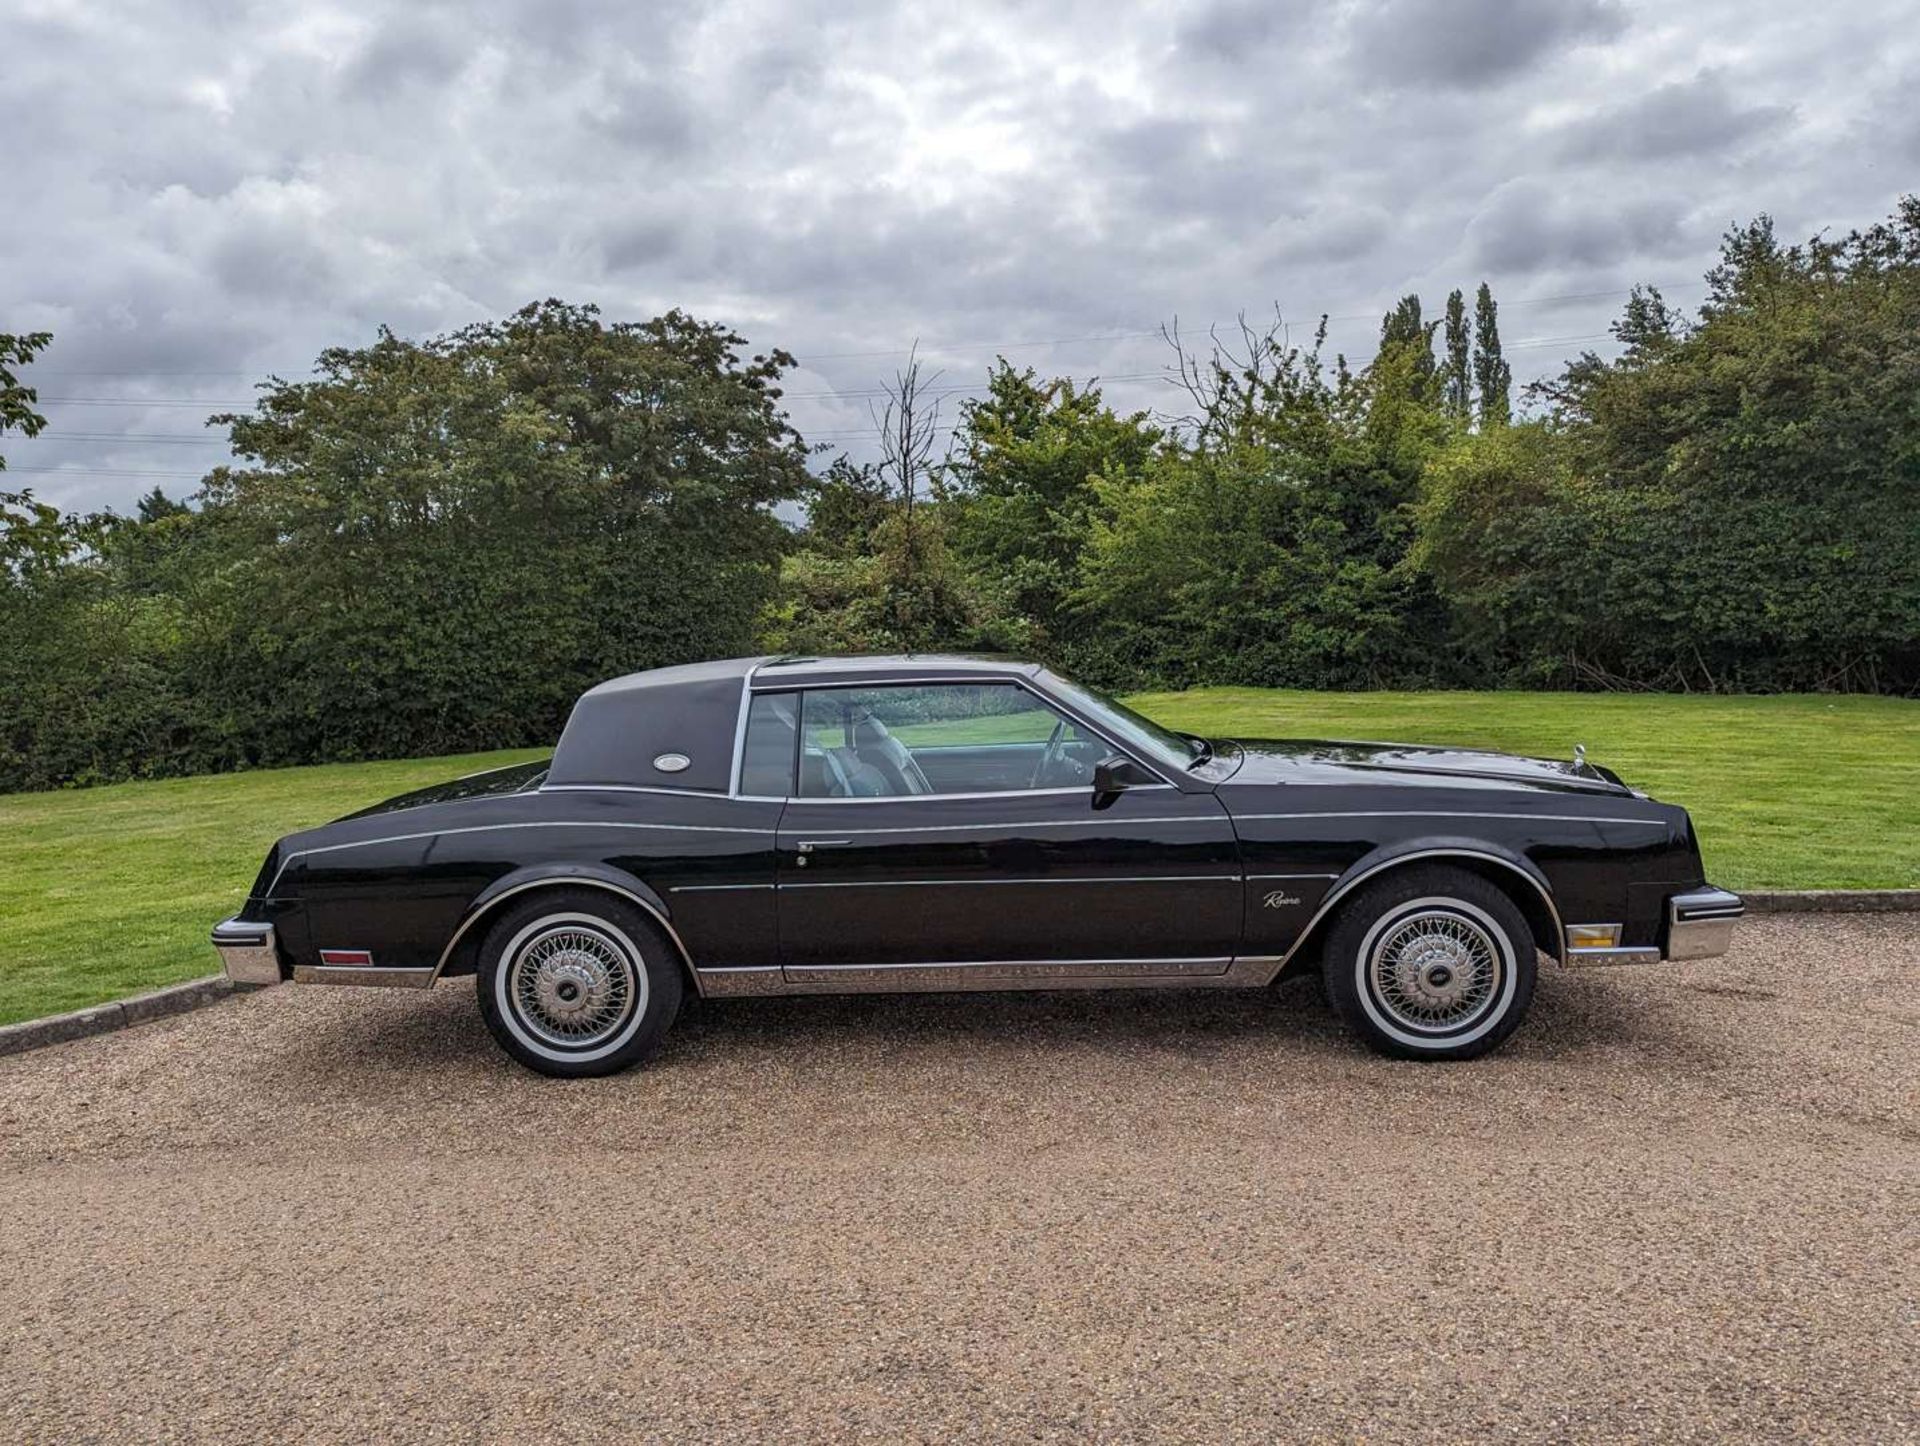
top-left (213, 655), bottom-right (1742, 1075)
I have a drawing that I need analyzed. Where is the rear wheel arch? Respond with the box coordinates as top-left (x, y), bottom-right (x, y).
top-left (432, 872), bottom-right (699, 995)
top-left (1275, 844), bottom-right (1564, 979)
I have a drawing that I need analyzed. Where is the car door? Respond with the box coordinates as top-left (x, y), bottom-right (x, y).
top-left (765, 680), bottom-right (1242, 984)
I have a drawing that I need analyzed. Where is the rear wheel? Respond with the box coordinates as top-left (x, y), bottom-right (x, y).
top-left (1322, 865), bottom-right (1537, 1061)
top-left (475, 889), bottom-right (682, 1077)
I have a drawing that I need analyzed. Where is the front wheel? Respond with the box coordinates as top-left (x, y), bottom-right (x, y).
top-left (475, 889), bottom-right (683, 1077)
top-left (1321, 866), bottom-right (1537, 1061)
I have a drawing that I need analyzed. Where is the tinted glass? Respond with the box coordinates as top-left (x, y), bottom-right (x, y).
top-left (739, 691), bottom-right (799, 796)
top-left (797, 684), bottom-right (1101, 797)
top-left (1040, 671), bottom-right (1193, 772)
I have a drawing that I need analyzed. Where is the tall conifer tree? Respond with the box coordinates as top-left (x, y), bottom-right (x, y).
top-left (1472, 282), bottom-right (1511, 427)
top-left (1377, 293), bottom-right (1437, 398)
top-left (1442, 289), bottom-right (1470, 418)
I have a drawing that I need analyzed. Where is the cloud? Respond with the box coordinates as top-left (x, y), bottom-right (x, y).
top-left (0, 0), bottom-right (1909, 512)
top-left (1174, 0), bottom-right (1305, 62)
top-left (1556, 72), bottom-right (1792, 161)
top-left (1347, 0), bottom-right (1627, 89)
top-left (339, 13), bottom-right (475, 98)
top-left (1465, 179), bottom-right (1691, 275)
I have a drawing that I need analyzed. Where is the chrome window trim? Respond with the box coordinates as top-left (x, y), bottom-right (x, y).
top-left (750, 672), bottom-right (1038, 693)
top-left (429, 877), bottom-right (698, 988)
top-left (727, 660), bottom-right (767, 798)
top-left (737, 673), bottom-right (1177, 796)
top-left (776, 783), bottom-right (1173, 805)
top-left (541, 783), bottom-right (730, 798)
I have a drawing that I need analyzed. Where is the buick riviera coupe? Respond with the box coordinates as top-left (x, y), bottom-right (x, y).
top-left (213, 656), bottom-right (1743, 1075)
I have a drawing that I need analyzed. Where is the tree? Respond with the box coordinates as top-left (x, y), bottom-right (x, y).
top-left (801, 455), bottom-right (890, 557)
top-left (134, 486), bottom-right (190, 523)
top-left (1442, 289), bottom-right (1471, 419)
top-left (0, 331), bottom-right (52, 472)
top-left (1423, 198), bottom-right (1920, 692)
top-left (865, 343), bottom-right (950, 638)
top-left (941, 360), bottom-right (1162, 649)
top-left (1074, 314), bottom-right (1451, 690)
top-left (190, 300), bottom-right (810, 767)
top-left (1377, 294), bottom-right (1438, 401)
top-left (1472, 283), bottom-right (1511, 427)
top-left (871, 343), bottom-right (943, 530)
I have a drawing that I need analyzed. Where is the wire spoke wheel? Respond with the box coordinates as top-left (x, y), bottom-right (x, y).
top-left (507, 922), bottom-right (639, 1050)
top-left (1366, 908), bottom-right (1504, 1035)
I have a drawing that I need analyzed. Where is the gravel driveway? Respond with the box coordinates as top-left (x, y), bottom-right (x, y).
top-left (2, 914), bottom-right (1915, 1443)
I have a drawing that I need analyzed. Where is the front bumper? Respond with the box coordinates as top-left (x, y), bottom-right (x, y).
top-left (211, 917), bottom-right (284, 986)
top-left (1665, 886), bottom-right (1745, 961)
top-left (1564, 886), bottom-right (1744, 965)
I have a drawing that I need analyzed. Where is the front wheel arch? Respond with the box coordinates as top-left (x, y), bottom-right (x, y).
top-left (1273, 844), bottom-right (1564, 982)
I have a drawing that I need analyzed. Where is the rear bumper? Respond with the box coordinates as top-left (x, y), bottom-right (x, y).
top-left (211, 917), bottom-right (284, 986)
top-left (1563, 885), bottom-right (1744, 966)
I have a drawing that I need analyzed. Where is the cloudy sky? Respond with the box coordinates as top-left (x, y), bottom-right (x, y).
top-left (4, 0), bottom-right (1916, 513)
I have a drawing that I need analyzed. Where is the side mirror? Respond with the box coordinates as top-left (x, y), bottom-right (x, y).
top-left (1092, 754), bottom-right (1150, 797)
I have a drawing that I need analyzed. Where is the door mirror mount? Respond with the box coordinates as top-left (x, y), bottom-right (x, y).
top-left (1092, 754), bottom-right (1149, 798)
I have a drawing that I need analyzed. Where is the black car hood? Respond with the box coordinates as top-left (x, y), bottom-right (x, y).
top-left (1215, 738), bottom-right (1634, 796)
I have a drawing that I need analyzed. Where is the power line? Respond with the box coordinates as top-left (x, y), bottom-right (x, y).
top-left (13, 431), bottom-right (232, 445)
top-left (30, 332), bottom-right (1613, 415)
top-left (33, 398), bottom-right (261, 408)
top-left (5, 466), bottom-right (212, 478)
top-left (17, 326), bottom-right (1624, 466)
top-left (26, 282), bottom-right (1697, 380)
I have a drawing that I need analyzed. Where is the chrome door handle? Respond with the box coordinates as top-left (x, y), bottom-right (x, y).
top-left (796, 839), bottom-right (852, 852)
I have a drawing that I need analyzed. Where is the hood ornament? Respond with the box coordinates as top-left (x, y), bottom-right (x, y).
top-left (1573, 743), bottom-right (1587, 771)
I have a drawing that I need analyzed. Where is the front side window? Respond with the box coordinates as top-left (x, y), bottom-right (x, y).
top-left (797, 683), bottom-right (1108, 798)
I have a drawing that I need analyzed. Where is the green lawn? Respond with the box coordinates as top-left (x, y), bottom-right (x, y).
top-left (0, 748), bottom-right (545, 1027)
top-left (1, 690), bottom-right (1914, 1026)
top-left (1137, 689), bottom-right (1918, 897)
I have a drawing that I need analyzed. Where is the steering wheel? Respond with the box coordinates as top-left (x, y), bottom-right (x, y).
top-left (1029, 719), bottom-right (1072, 788)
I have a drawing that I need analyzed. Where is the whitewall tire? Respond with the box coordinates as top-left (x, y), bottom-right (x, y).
top-left (1322, 865), bottom-right (1537, 1061)
top-left (476, 889), bottom-right (683, 1077)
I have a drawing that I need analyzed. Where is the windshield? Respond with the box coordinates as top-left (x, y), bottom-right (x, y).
top-left (1040, 671), bottom-right (1200, 773)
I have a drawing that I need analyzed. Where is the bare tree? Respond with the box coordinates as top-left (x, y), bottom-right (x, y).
top-left (1159, 308), bottom-right (1333, 446)
top-left (870, 342), bottom-right (944, 539)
